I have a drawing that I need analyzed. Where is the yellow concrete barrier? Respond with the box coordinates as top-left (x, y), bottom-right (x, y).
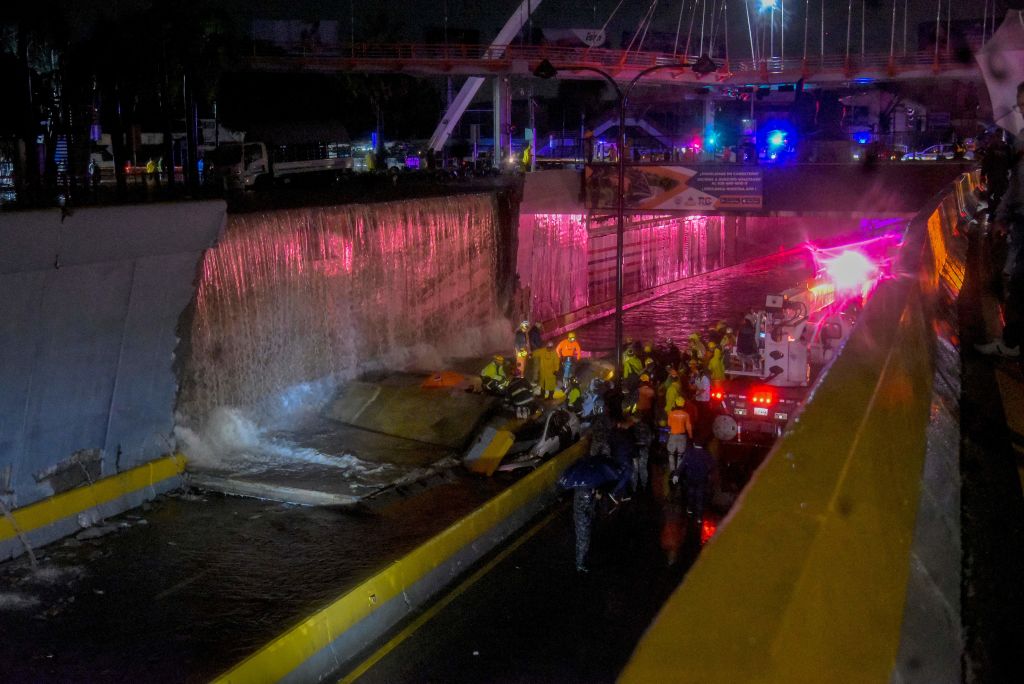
top-left (620, 173), bottom-right (976, 683)
top-left (213, 439), bottom-right (587, 684)
top-left (0, 454), bottom-right (186, 542)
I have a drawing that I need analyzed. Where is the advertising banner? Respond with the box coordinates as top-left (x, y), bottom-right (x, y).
top-left (586, 164), bottom-right (763, 212)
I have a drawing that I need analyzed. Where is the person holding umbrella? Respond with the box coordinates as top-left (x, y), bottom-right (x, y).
top-left (559, 456), bottom-right (620, 573)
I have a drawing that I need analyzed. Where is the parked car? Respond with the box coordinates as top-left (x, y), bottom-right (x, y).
top-left (902, 144), bottom-right (973, 161)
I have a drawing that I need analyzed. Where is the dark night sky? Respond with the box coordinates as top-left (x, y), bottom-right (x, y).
top-left (62, 1), bottom-right (1021, 56)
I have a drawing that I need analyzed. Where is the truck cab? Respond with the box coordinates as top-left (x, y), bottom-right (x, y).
top-left (215, 142), bottom-right (269, 190)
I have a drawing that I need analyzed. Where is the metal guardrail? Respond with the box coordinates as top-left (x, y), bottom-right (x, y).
top-left (618, 170), bottom-right (977, 682)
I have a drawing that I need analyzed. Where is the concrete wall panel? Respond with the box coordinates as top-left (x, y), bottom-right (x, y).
top-left (0, 202), bottom-right (224, 509)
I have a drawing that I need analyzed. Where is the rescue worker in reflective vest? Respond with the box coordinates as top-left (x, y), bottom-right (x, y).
top-left (622, 348), bottom-right (643, 394)
top-left (720, 328), bottom-right (735, 368)
top-left (556, 332), bottom-right (582, 389)
top-left (667, 396), bottom-right (694, 472)
top-left (512, 350), bottom-right (528, 382)
top-left (707, 342), bottom-right (726, 383)
top-left (534, 341), bottom-right (560, 399)
top-left (565, 376), bottom-right (583, 413)
top-left (663, 368), bottom-right (683, 417)
top-left (480, 355), bottom-right (508, 395)
top-left (687, 332), bottom-right (706, 364)
top-left (514, 320), bottom-right (530, 373)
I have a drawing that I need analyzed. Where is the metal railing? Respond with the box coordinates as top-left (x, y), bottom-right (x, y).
top-left (251, 41), bottom-right (981, 81)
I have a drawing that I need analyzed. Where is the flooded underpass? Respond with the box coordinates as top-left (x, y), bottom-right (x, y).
top-left (0, 241), bottom-right (830, 681)
top-left (340, 245), bottom-right (835, 682)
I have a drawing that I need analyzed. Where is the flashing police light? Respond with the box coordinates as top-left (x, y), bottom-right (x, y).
top-left (822, 249), bottom-right (877, 292)
top-left (767, 130), bottom-right (786, 148)
top-left (759, 0), bottom-right (779, 11)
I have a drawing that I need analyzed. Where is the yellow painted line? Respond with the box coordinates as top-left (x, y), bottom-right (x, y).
top-left (214, 439), bottom-right (587, 684)
top-left (0, 454), bottom-right (186, 542)
top-left (338, 506), bottom-right (561, 684)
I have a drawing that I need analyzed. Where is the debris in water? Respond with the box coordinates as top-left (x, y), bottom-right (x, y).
top-left (75, 525), bottom-right (118, 541)
top-left (0, 593), bottom-right (41, 611)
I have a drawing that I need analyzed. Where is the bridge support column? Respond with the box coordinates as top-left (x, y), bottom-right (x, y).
top-left (493, 77), bottom-right (511, 169)
top-left (703, 96), bottom-right (716, 162)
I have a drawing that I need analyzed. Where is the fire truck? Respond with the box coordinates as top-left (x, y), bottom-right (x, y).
top-left (710, 276), bottom-right (857, 445)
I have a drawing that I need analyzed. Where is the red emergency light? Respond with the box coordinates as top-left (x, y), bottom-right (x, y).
top-left (710, 387), bottom-right (725, 401)
top-left (701, 518), bottom-right (718, 545)
top-left (749, 386), bottom-right (778, 407)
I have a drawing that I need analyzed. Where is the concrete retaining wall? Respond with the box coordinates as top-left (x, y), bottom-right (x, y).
top-left (0, 202), bottom-right (225, 512)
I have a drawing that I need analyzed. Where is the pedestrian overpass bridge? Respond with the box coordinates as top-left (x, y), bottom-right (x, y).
top-left (246, 42), bottom-right (982, 86)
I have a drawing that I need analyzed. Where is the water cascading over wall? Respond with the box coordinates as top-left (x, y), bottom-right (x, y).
top-left (177, 194), bottom-right (508, 425)
top-left (517, 213), bottom-right (726, 323)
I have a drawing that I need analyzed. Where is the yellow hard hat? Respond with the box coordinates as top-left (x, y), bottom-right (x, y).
top-left (519, 320), bottom-right (530, 331)
top-left (567, 332), bottom-right (577, 341)
top-left (675, 396), bottom-right (686, 407)
top-left (494, 354), bottom-right (505, 363)
top-left (640, 373), bottom-right (650, 382)
top-left (707, 341), bottom-right (717, 350)
top-left (644, 358), bottom-right (654, 367)
top-left (644, 344), bottom-right (653, 353)
top-left (517, 349), bottom-right (528, 358)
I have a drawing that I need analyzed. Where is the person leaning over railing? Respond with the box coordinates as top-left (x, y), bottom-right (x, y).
top-left (975, 81), bottom-right (1024, 359)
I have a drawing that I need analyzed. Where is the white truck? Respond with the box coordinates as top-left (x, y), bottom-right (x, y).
top-left (215, 140), bottom-right (353, 190)
top-left (711, 277), bottom-right (857, 445)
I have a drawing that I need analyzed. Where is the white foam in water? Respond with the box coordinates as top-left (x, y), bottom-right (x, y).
top-left (175, 406), bottom-right (396, 480)
top-left (0, 593), bottom-right (41, 611)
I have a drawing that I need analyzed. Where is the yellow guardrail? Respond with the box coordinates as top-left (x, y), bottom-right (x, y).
top-left (213, 438), bottom-right (588, 684)
top-left (620, 172), bottom-right (976, 683)
top-left (0, 454), bottom-right (187, 543)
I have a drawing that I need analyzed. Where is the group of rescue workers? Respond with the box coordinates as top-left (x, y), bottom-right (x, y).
top-left (480, 317), bottom-right (762, 573)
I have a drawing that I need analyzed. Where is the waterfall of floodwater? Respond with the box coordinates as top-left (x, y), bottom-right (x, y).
top-left (518, 213), bottom-right (724, 322)
top-left (175, 194), bottom-right (509, 472)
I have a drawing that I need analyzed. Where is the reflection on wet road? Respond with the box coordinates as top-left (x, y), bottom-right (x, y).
top-left (576, 247), bottom-right (817, 352)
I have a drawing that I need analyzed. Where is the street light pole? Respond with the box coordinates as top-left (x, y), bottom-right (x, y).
top-left (534, 60), bottom-right (693, 379)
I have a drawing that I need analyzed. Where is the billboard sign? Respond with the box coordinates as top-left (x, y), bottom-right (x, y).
top-left (587, 164), bottom-right (763, 212)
